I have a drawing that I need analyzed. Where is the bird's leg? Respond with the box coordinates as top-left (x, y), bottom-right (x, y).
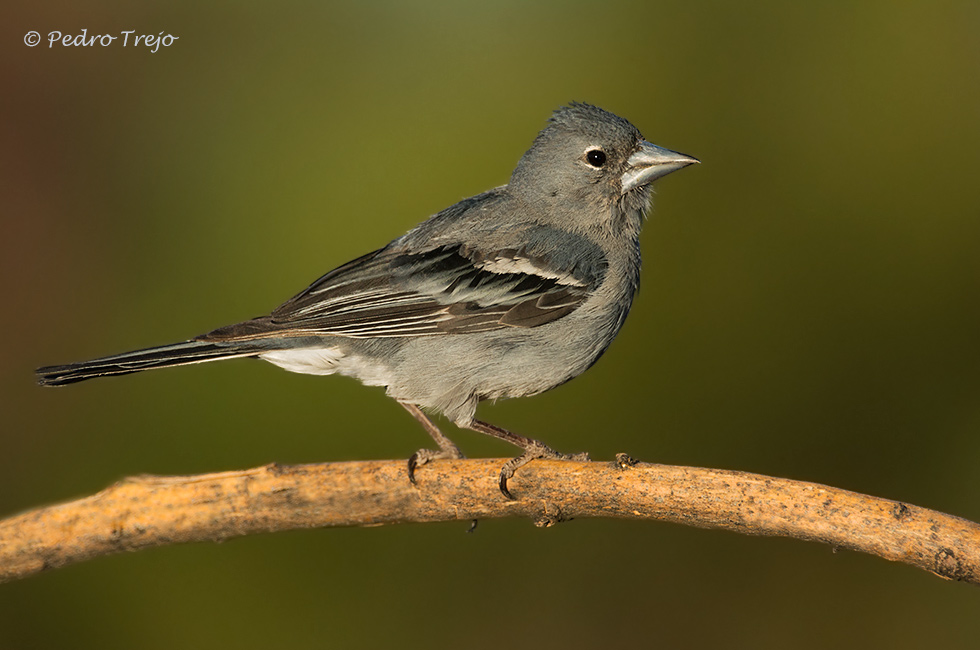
top-left (462, 419), bottom-right (590, 500)
top-left (400, 401), bottom-right (465, 484)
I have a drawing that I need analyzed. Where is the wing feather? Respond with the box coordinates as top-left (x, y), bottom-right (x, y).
top-left (200, 242), bottom-right (605, 343)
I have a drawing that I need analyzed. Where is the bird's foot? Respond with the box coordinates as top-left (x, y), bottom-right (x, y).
top-left (407, 445), bottom-right (465, 485)
top-left (498, 443), bottom-right (590, 500)
top-left (400, 401), bottom-right (466, 485)
top-left (460, 418), bottom-right (589, 500)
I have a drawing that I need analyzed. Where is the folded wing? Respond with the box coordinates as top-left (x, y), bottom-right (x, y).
top-left (200, 243), bottom-right (603, 342)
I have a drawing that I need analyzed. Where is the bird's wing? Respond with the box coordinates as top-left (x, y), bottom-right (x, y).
top-left (199, 243), bottom-right (602, 342)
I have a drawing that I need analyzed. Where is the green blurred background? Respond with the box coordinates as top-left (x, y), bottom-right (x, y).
top-left (3, 1), bottom-right (980, 647)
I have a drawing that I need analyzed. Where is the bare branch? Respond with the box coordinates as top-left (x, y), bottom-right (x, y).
top-left (1, 457), bottom-right (978, 584)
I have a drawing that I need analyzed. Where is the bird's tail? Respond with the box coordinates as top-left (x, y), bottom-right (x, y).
top-left (36, 340), bottom-right (260, 387)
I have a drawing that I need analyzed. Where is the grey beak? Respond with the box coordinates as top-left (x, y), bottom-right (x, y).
top-left (620, 141), bottom-right (699, 194)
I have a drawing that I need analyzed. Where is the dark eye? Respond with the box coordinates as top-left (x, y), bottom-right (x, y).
top-left (586, 149), bottom-right (606, 167)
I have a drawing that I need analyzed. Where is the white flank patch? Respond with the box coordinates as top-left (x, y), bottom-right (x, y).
top-left (259, 348), bottom-right (345, 376)
top-left (259, 347), bottom-right (393, 387)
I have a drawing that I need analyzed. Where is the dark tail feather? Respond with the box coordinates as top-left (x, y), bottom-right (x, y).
top-left (36, 340), bottom-right (260, 386)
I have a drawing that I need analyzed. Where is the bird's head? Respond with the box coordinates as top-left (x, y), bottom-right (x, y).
top-left (510, 103), bottom-right (697, 232)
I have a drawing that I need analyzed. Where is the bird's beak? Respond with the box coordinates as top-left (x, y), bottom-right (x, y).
top-left (620, 141), bottom-right (699, 194)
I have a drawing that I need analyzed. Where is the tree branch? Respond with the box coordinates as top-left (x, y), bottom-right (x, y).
top-left (1, 457), bottom-right (978, 584)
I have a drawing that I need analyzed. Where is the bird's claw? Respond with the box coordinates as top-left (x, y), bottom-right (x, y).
top-left (407, 446), bottom-right (465, 485)
top-left (498, 444), bottom-right (590, 500)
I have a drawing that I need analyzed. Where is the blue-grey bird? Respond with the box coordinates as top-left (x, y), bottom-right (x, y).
top-left (36, 103), bottom-right (698, 498)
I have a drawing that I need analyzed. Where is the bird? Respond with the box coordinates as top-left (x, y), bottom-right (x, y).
top-left (36, 103), bottom-right (698, 498)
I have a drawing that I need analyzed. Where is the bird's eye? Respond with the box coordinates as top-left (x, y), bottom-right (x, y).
top-left (586, 149), bottom-right (606, 168)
